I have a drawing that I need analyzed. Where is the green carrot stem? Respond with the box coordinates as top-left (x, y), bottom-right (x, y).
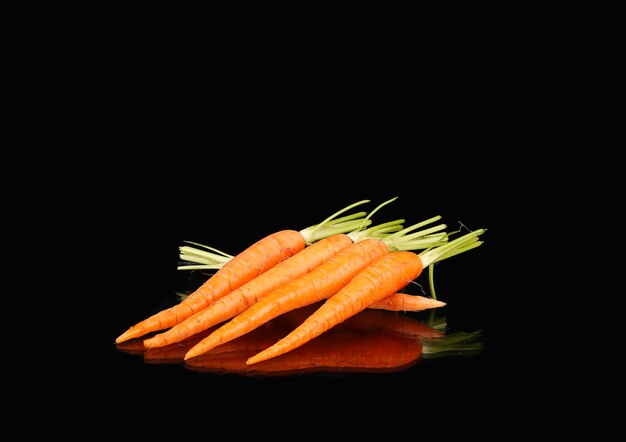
top-left (354, 196), bottom-right (398, 231)
top-left (300, 199), bottom-right (371, 241)
top-left (418, 229), bottom-right (486, 268)
top-left (383, 215), bottom-right (443, 241)
top-left (179, 246), bottom-right (232, 263)
top-left (176, 264), bottom-right (225, 270)
top-left (429, 264), bottom-right (437, 300)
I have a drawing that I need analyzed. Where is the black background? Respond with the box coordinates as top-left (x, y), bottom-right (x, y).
top-left (90, 158), bottom-right (520, 430)
top-left (71, 67), bottom-right (531, 428)
top-left (31, 23), bottom-right (564, 435)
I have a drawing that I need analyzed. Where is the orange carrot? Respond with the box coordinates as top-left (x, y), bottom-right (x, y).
top-left (173, 289), bottom-right (444, 313)
top-left (246, 229), bottom-right (485, 364)
top-left (115, 200), bottom-right (372, 343)
top-left (184, 217), bottom-right (449, 360)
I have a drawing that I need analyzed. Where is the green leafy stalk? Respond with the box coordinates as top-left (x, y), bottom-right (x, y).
top-left (355, 196), bottom-right (398, 232)
top-left (182, 241), bottom-right (234, 259)
top-left (177, 264), bottom-right (224, 270)
top-left (303, 218), bottom-right (373, 241)
top-left (349, 219), bottom-right (404, 242)
top-left (301, 197), bottom-right (401, 243)
top-left (366, 224), bottom-right (405, 238)
top-left (179, 246), bottom-right (231, 263)
top-left (352, 215), bottom-right (451, 252)
top-left (383, 215), bottom-right (444, 242)
top-left (429, 264), bottom-right (437, 300)
top-left (418, 229), bottom-right (486, 268)
top-left (299, 199), bottom-right (372, 243)
top-left (177, 243), bottom-right (234, 270)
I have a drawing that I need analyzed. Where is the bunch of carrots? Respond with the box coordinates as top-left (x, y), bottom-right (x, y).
top-left (116, 198), bottom-right (486, 366)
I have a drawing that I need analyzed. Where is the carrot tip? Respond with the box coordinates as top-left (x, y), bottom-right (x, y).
top-left (116, 329), bottom-right (141, 344)
top-left (246, 355), bottom-right (264, 365)
top-left (184, 350), bottom-right (198, 361)
top-left (143, 336), bottom-right (163, 348)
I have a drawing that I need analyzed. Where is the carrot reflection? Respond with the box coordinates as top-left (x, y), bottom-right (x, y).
top-left (187, 330), bottom-right (423, 375)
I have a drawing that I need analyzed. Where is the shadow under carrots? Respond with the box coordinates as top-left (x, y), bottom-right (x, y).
top-left (116, 303), bottom-right (483, 376)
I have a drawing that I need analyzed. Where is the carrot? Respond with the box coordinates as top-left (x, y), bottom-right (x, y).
top-left (142, 199), bottom-right (404, 349)
top-left (184, 216), bottom-right (449, 360)
top-left (175, 289), bottom-right (444, 313)
top-left (245, 228), bottom-right (485, 364)
top-left (367, 294), bottom-right (445, 312)
top-left (115, 200), bottom-right (373, 343)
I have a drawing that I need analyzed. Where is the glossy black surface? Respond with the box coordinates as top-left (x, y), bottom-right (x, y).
top-left (96, 182), bottom-right (511, 428)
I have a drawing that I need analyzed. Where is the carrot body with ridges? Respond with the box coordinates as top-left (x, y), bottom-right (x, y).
top-left (184, 238), bottom-right (390, 359)
top-left (247, 251), bottom-right (424, 364)
top-left (115, 230), bottom-right (304, 343)
top-left (143, 234), bottom-right (353, 348)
